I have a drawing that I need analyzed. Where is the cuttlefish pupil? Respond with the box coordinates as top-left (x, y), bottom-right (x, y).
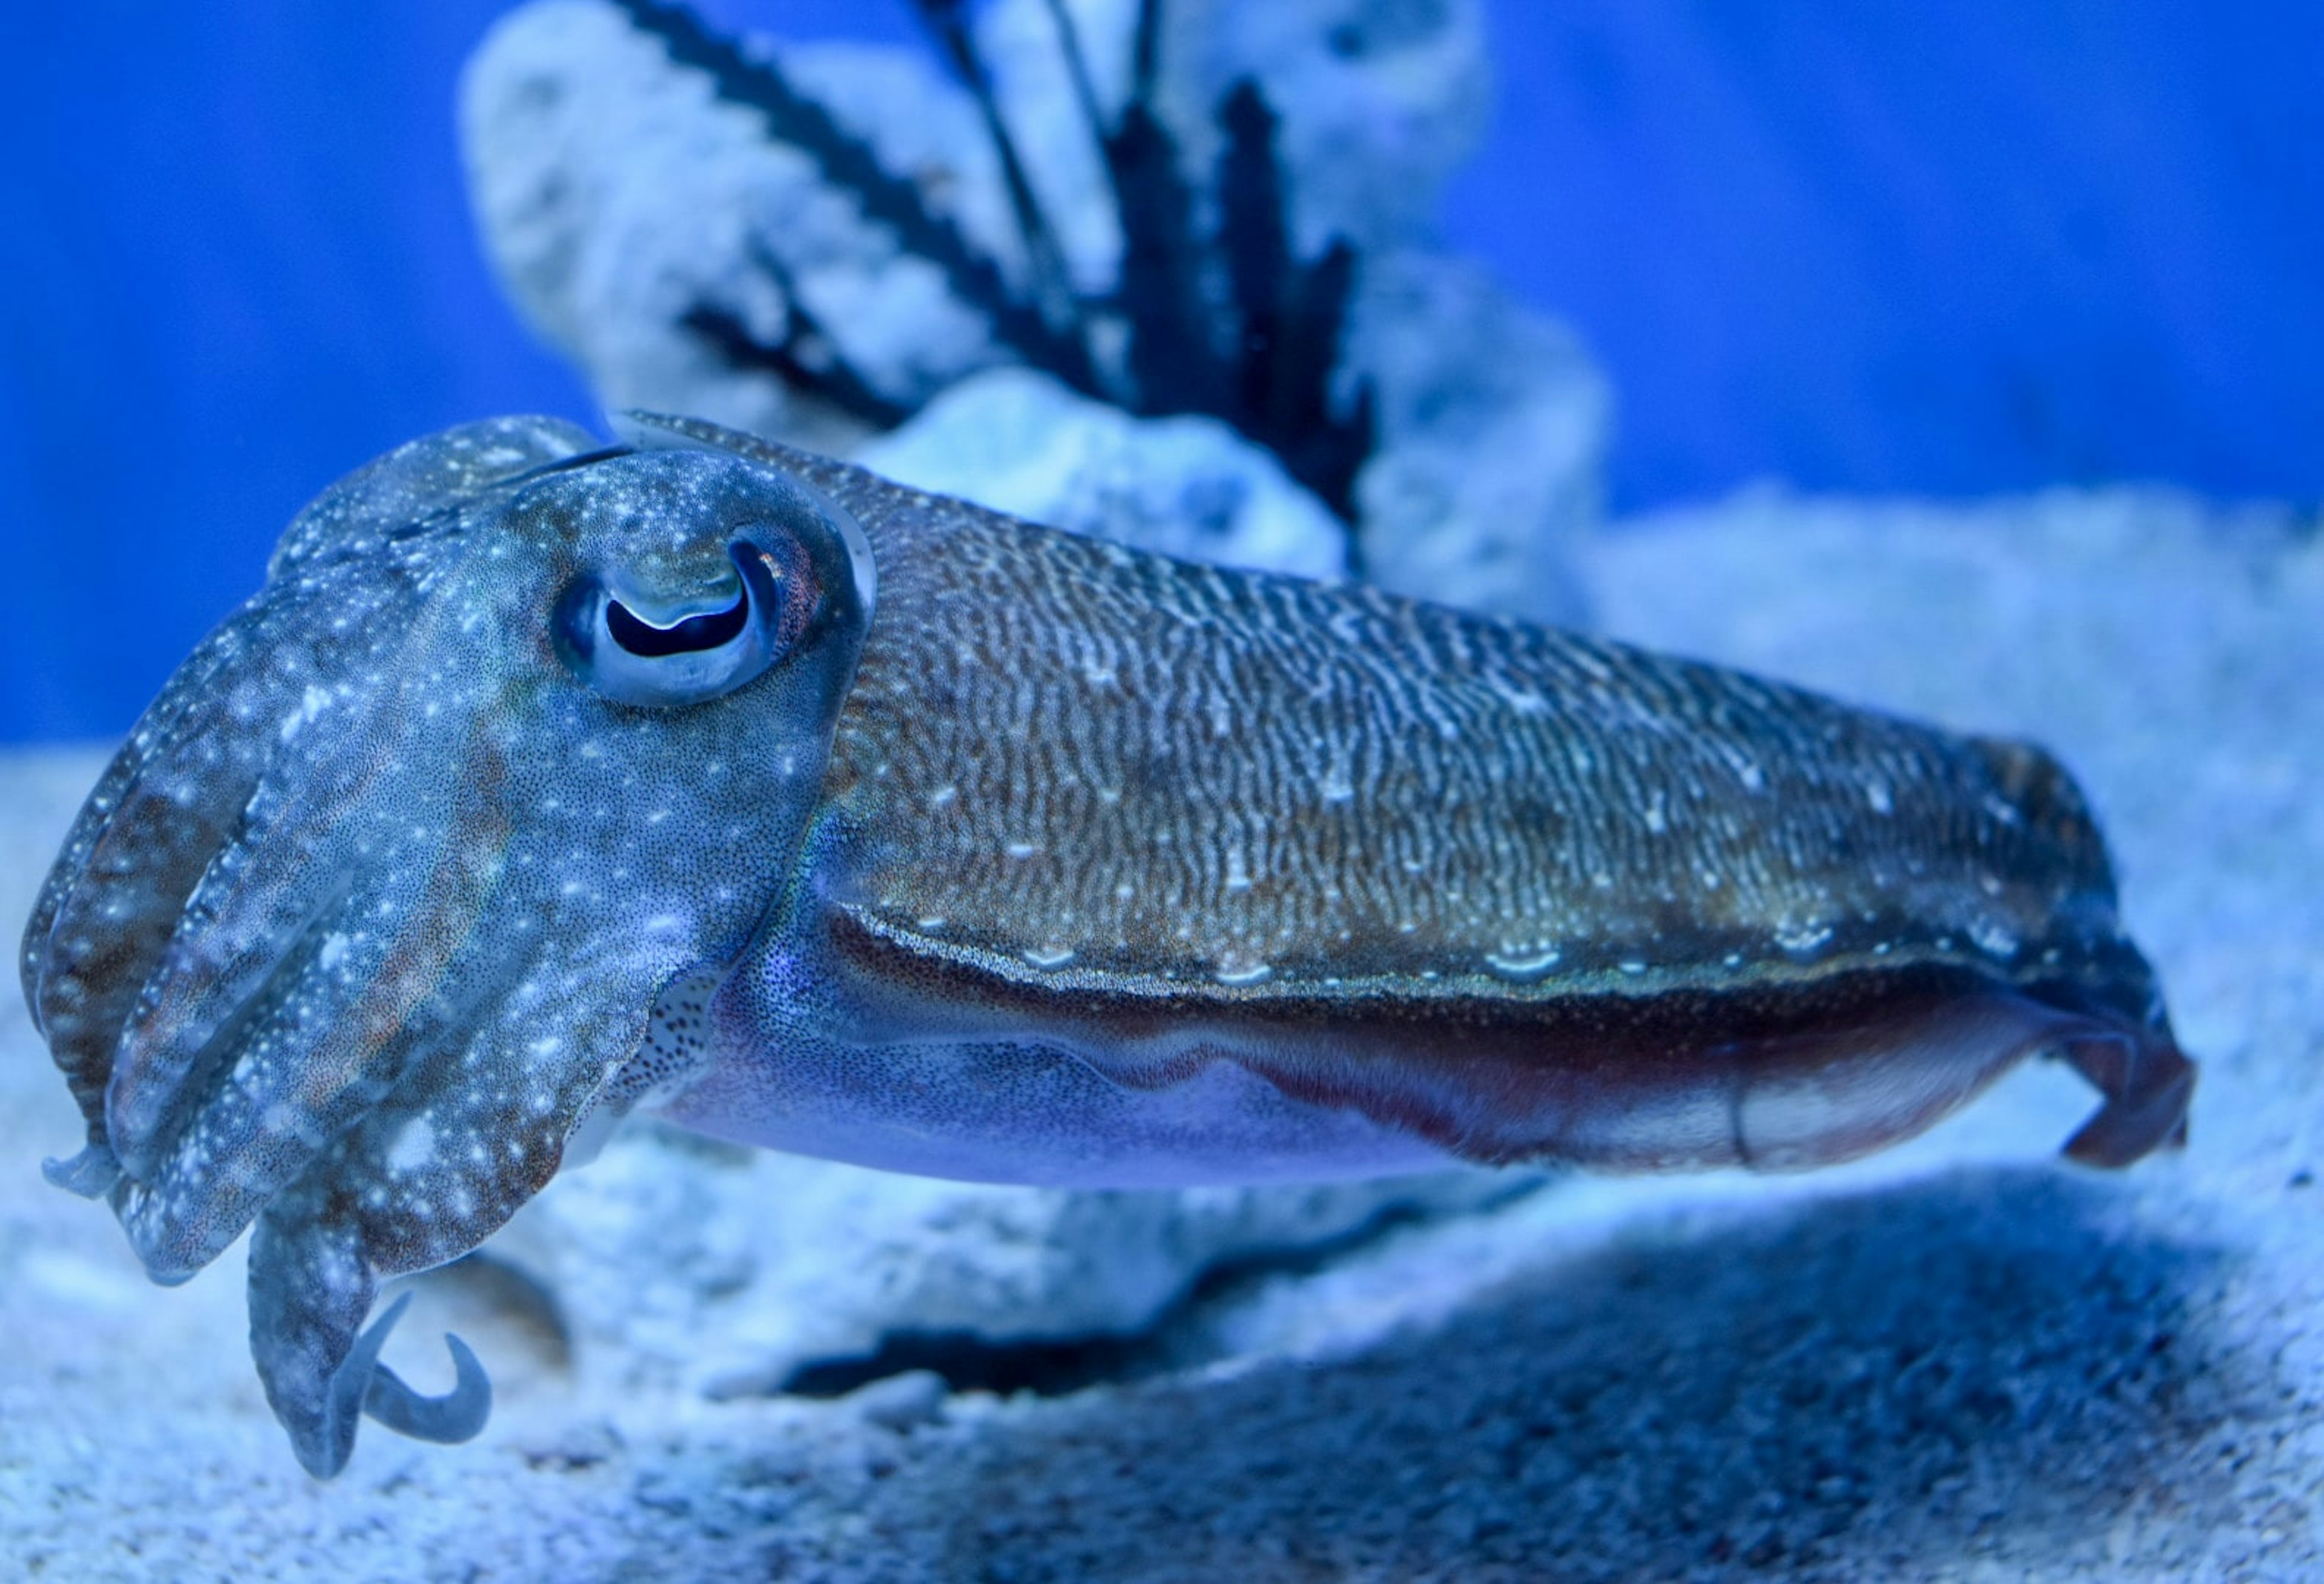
top-left (605, 566), bottom-right (750, 657)
top-left (21, 411), bottom-right (2196, 1480)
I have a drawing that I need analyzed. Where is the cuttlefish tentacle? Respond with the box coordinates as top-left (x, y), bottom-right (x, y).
top-left (24, 411), bottom-right (2190, 1478)
top-left (248, 1216), bottom-right (494, 1478)
top-left (359, 1297), bottom-right (493, 1444)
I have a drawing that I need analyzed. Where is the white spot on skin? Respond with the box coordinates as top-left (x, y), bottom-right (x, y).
top-left (1225, 848), bottom-right (1253, 892)
top-left (317, 932), bottom-right (351, 973)
top-left (387, 1116), bottom-right (436, 1174)
top-left (1970, 918), bottom-right (2020, 957)
top-left (1866, 779), bottom-right (1894, 815)
top-left (277, 684), bottom-right (333, 742)
top-left (1485, 947), bottom-right (1561, 980)
top-left (1024, 945), bottom-right (1076, 969)
top-left (1006, 841), bottom-right (1039, 860)
top-left (1215, 961), bottom-right (1273, 987)
top-left (1318, 745), bottom-right (1356, 805)
top-left (1775, 921), bottom-right (1836, 955)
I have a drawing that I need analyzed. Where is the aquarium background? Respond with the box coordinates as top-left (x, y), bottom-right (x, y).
top-left (8, 7), bottom-right (2324, 1575)
top-left (2, 0), bottom-right (2319, 743)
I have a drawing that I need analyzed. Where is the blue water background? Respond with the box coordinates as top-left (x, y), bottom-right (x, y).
top-left (2, 2), bottom-right (2317, 743)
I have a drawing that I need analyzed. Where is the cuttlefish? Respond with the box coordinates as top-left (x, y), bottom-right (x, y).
top-left (21, 413), bottom-right (2194, 1476)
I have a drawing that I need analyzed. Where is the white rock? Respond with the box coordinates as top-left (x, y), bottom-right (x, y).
top-left (1352, 250), bottom-right (1609, 624)
top-left (854, 366), bottom-right (1352, 580)
top-left (487, 1116), bottom-right (1514, 1405)
top-left (1161, 0), bottom-right (1492, 261)
top-left (461, 0), bottom-right (1018, 452)
top-left (460, 0), bottom-right (1606, 620)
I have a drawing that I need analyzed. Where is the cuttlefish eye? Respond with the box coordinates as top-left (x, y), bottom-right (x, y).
top-left (556, 534), bottom-right (819, 707)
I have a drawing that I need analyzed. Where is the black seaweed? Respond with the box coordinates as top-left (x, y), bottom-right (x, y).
top-left (610, 0), bottom-right (1378, 539)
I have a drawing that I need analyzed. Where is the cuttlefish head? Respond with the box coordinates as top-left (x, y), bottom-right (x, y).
top-left (19, 414), bottom-right (873, 1475)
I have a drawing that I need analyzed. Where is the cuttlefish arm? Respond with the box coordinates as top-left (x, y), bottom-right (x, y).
top-left (23, 411), bottom-right (2190, 1476)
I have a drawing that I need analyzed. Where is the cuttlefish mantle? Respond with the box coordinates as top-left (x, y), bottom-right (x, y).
top-left (21, 411), bottom-right (2194, 1475)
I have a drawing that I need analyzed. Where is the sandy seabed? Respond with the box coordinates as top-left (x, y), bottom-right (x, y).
top-left (5, 487), bottom-right (2320, 1582)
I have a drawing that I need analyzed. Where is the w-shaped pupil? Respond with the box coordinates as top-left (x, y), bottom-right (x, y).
top-left (606, 587), bottom-right (749, 657)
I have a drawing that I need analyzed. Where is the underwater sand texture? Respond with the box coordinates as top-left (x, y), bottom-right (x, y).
top-left (6, 486), bottom-right (2320, 1582)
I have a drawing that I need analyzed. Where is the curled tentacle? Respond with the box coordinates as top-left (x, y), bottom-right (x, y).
top-left (242, 935), bottom-right (717, 1471)
top-left (358, 1296), bottom-right (494, 1446)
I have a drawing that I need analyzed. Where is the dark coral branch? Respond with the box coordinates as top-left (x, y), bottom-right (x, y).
top-left (1128, 0), bottom-right (1164, 106)
top-left (1210, 82), bottom-right (1373, 532)
top-left (680, 305), bottom-right (914, 431)
top-left (1215, 80), bottom-right (1292, 434)
top-left (1108, 103), bottom-right (1227, 416)
top-left (1284, 373), bottom-right (1376, 569)
top-left (1271, 241), bottom-right (1359, 451)
top-left (1036, 0), bottom-right (1112, 157)
top-left (680, 244), bottom-right (914, 430)
top-left (611, 0), bottom-right (1100, 398)
top-left (1272, 240), bottom-right (1377, 532)
top-left (1089, 4), bottom-right (1223, 417)
top-left (907, 0), bottom-right (1089, 353)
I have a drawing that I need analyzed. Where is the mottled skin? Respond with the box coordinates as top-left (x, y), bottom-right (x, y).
top-left (21, 413), bottom-right (2193, 1476)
